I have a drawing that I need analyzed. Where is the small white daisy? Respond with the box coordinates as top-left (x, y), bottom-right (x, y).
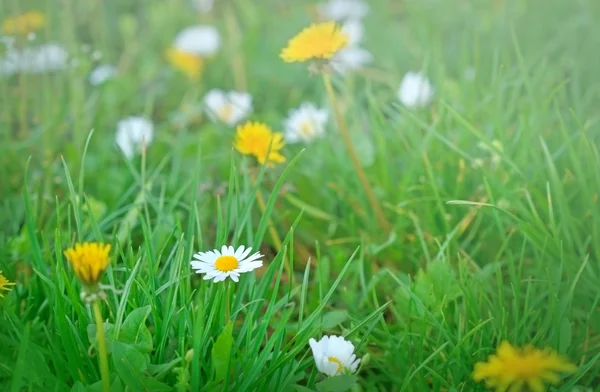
top-left (203, 89), bottom-right (252, 126)
top-left (91, 50), bottom-right (103, 61)
top-left (342, 20), bottom-right (364, 46)
top-left (397, 71), bottom-right (435, 109)
top-left (115, 116), bottom-right (154, 159)
top-left (173, 25), bottom-right (221, 57)
top-left (191, 245), bottom-right (263, 283)
top-left (309, 335), bottom-right (361, 377)
top-left (318, 0), bottom-right (369, 21)
top-left (89, 64), bottom-right (117, 86)
top-left (283, 103), bottom-right (328, 143)
top-left (331, 46), bottom-right (373, 74)
top-left (191, 0), bottom-right (214, 12)
top-left (0, 43), bottom-right (68, 76)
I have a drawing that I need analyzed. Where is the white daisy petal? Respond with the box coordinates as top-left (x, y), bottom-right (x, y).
top-left (115, 117), bottom-right (154, 159)
top-left (283, 102), bottom-right (329, 144)
top-left (397, 71), bottom-right (435, 109)
top-left (234, 245), bottom-right (246, 259)
top-left (203, 89), bottom-right (252, 126)
top-left (173, 25), bottom-right (221, 56)
top-left (318, 0), bottom-right (369, 21)
top-left (189, 244), bottom-right (264, 283)
top-left (309, 335), bottom-right (361, 376)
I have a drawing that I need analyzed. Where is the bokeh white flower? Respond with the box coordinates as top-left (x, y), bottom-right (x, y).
top-left (397, 71), bottom-right (435, 109)
top-left (89, 64), bottom-right (117, 86)
top-left (341, 20), bottom-right (363, 46)
top-left (318, 0), bottom-right (369, 21)
top-left (191, 0), bottom-right (214, 13)
top-left (331, 20), bottom-right (372, 74)
top-left (115, 117), bottom-right (154, 159)
top-left (191, 245), bottom-right (264, 283)
top-left (203, 89), bottom-right (252, 126)
top-left (283, 103), bottom-right (328, 143)
top-left (309, 335), bottom-right (361, 376)
top-left (173, 25), bottom-right (221, 57)
top-left (0, 43), bottom-right (68, 76)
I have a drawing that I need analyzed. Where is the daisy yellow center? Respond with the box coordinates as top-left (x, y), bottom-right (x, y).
top-left (166, 48), bottom-right (204, 80)
top-left (218, 104), bottom-right (233, 123)
top-left (280, 22), bottom-right (349, 63)
top-left (299, 121), bottom-right (314, 137)
top-left (215, 256), bottom-right (239, 272)
top-left (64, 242), bottom-right (111, 286)
top-left (328, 356), bottom-right (343, 375)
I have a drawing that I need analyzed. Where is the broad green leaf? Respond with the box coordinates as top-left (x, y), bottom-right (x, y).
top-left (87, 377), bottom-right (124, 392)
top-left (211, 321), bottom-right (233, 382)
top-left (321, 310), bottom-right (348, 330)
top-left (559, 318), bottom-right (572, 353)
top-left (315, 375), bottom-right (358, 392)
top-left (293, 386), bottom-right (317, 392)
top-left (112, 341), bottom-right (148, 390)
top-left (69, 382), bottom-right (86, 392)
top-left (119, 306), bottom-right (153, 353)
top-left (148, 357), bottom-right (182, 378)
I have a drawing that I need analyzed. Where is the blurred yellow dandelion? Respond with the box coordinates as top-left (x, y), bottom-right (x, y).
top-left (280, 21), bottom-right (348, 63)
top-left (64, 242), bottom-right (111, 286)
top-left (166, 48), bottom-right (204, 80)
top-left (2, 11), bottom-right (46, 35)
top-left (234, 121), bottom-right (286, 166)
top-left (0, 271), bottom-right (15, 297)
top-left (473, 341), bottom-right (576, 392)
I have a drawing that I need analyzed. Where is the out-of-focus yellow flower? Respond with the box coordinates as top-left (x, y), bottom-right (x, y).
top-left (64, 242), bottom-right (111, 287)
top-left (473, 341), bottom-right (576, 392)
top-left (2, 11), bottom-right (46, 35)
top-left (0, 271), bottom-right (15, 298)
top-left (234, 121), bottom-right (286, 166)
top-left (166, 48), bottom-right (204, 80)
top-left (280, 21), bottom-right (348, 63)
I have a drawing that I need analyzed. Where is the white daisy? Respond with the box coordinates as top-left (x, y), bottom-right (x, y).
top-left (341, 20), bottom-right (364, 46)
top-left (0, 43), bottom-right (68, 76)
top-left (332, 46), bottom-right (373, 74)
top-left (309, 335), bottom-right (361, 376)
top-left (203, 89), bottom-right (252, 126)
top-left (191, 245), bottom-right (263, 283)
top-left (89, 64), bottom-right (117, 86)
top-left (191, 0), bottom-right (215, 12)
top-left (283, 103), bottom-right (328, 143)
top-left (173, 25), bottom-right (221, 57)
top-left (115, 116), bottom-right (154, 159)
top-left (397, 71), bottom-right (435, 109)
top-left (318, 0), bottom-right (369, 21)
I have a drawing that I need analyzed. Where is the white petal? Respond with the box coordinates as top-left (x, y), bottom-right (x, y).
top-left (173, 25), bottom-right (221, 56)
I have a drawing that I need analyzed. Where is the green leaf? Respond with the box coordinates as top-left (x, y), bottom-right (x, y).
top-left (87, 323), bottom-right (116, 354)
top-left (112, 341), bottom-right (149, 390)
top-left (211, 321), bottom-right (233, 382)
top-left (321, 310), bottom-right (348, 330)
top-left (315, 375), bottom-right (357, 392)
top-left (148, 357), bottom-right (182, 378)
top-left (119, 306), bottom-right (153, 353)
top-left (558, 318), bottom-right (572, 353)
top-left (293, 386), bottom-right (317, 392)
top-left (86, 375), bottom-right (123, 392)
top-left (69, 382), bottom-right (87, 392)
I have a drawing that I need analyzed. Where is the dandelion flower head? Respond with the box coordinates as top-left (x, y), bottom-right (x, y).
top-left (234, 121), bottom-right (286, 166)
top-left (309, 335), bottom-right (361, 376)
top-left (0, 271), bottom-right (16, 298)
top-left (472, 341), bottom-right (577, 392)
top-left (166, 47), bottom-right (204, 80)
top-left (64, 242), bottom-right (111, 287)
top-left (191, 245), bottom-right (263, 283)
top-left (2, 11), bottom-right (46, 35)
top-left (280, 22), bottom-right (349, 63)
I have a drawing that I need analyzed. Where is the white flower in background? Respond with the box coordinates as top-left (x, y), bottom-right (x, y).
top-left (91, 50), bottom-right (102, 61)
top-left (89, 64), bottom-right (117, 85)
top-left (27, 32), bottom-right (36, 41)
top-left (309, 335), bottom-right (361, 376)
top-left (397, 71), bottom-right (435, 109)
top-left (0, 43), bottom-right (68, 76)
top-left (191, 245), bottom-right (264, 283)
top-left (283, 103), bottom-right (328, 143)
top-left (341, 20), bottom-right (363, 46)
top-left (332, 46), bottom-right (372, 74)
top-left (174, 25), bottom-right (221, 57)
top-left (203, 89), bottom-right (252, 126)
top-left (115, 116), bottom-right (154, 158)
top-left (191, 0), bottom-right (214, 12)
top-left (318, 0), bottom-right (369, 21)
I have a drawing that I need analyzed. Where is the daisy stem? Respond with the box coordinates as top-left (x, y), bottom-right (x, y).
top-left (92, 300), bottom-right (111, 392)
top-left (224, 281), bottom-right (231, 322)
top-left (321, 73), bottom-right (391, 233)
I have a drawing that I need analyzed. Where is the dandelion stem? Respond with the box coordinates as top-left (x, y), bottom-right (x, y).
top-left (321, 73), bottom-right (391, 233)
top-left (92, 300), bottom-right (111, 392)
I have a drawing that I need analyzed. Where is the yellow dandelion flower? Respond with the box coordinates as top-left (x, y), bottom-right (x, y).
top-left (166, 48), bottom-right (204, 80)
top-left (473, 341), bottom-right (577, 392)
top-left (64, 242), bottom-right (111, 286)
top-left (234, 121), bottom-right (286, 166)
top-left (2, 11), bottom-right (46, 35)
top-left (280, 21), bottom-right (348, 63)
top-left (0, 271), bottom-right (16, 298)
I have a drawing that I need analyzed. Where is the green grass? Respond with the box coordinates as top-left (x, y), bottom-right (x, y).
top-left (1, 0), bottom-right (600, 391)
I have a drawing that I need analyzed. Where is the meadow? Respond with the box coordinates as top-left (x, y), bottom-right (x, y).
top-left (1, 0), bottom-right (599, 391)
